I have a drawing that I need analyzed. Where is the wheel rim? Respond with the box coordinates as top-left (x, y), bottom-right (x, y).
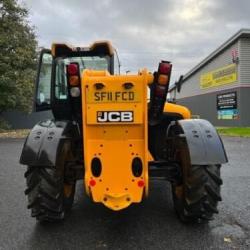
top-left (64, 183), bottom-right (74, 198)
top-left (173, 185), bottom-right (183, 199)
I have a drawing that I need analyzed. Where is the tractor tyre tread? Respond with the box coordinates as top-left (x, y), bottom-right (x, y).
top-left (25, 166), bottom-right (64, 222)
top-left (173, 164), bottom-right (222, 223)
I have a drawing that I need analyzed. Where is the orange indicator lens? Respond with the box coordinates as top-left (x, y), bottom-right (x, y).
top-left (69, 75), bottom-right (80, 86)
top-left (158, 74), bottom-right (169, 85)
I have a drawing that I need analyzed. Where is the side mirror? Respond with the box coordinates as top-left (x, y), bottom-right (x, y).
top-left (176, 75), bottom-right (183, 93)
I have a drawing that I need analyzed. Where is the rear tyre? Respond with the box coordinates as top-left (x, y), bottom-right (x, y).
top-left (24, 142), bottom-right (76, 222)
top-left (168, 124), bottom-right (223, 223)
top-left (172, 164), bottom-right (222, 223)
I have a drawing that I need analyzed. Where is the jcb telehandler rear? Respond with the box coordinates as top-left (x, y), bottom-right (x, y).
top-left (20, 41), bottom-right (227, 222)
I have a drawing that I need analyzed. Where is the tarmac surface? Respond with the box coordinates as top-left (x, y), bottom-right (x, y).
top-left (0, 137), bottom-right (249, 250)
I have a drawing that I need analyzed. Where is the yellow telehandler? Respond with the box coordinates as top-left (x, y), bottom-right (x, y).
top-left (20, 41), bottom-right (227, 222)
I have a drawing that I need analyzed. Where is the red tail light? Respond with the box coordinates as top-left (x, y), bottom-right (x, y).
top-left (67, 63), bottom-right (79, 75)
top-left (158, 61), bottom-right (172, 75)
top-left (67, 63), bottom-right (80, 87)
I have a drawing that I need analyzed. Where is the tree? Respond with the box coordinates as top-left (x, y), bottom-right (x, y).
top-left (0, 0), bottom-right (37, 117)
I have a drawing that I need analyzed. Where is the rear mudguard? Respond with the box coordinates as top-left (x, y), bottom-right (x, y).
top-left (20, 120), bottom-right (80, 166)
top-left (168, 119), bottom-right (228, 165)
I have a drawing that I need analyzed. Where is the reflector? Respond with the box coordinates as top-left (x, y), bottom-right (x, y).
top-left (137, 180), bottom-right (145, 187)
top-left (89, 179), bottom-right (96, 187)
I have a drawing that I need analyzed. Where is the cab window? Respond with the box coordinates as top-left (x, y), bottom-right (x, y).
top-left (55, 56), bottom-right (109, 100)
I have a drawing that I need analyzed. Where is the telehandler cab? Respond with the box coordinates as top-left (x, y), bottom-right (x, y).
top-left (20, 41), bottom-right (227, 222)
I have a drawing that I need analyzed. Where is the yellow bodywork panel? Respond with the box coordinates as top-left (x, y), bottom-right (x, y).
top-left (164, 102), bottom-right (191, 119)
top-left (81, 69), bottom-right (150, 211)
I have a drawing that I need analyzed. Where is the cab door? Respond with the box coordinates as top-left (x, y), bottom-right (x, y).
top-left (34, 49), bottom-right (52, 112)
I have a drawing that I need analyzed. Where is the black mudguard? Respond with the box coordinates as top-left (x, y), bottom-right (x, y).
top-left (20, 120), bottom-right (80, 166)
top-left (169, 119), bottom-right (228, 165)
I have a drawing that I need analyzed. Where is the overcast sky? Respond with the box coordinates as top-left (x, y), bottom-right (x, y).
top-left (20, 0), bottom-right (250, 83)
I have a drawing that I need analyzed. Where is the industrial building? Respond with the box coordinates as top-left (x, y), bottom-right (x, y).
top-left (2, 29), bottom-right (250, 129)
top-left (169, 29), bottom-right (250, 126)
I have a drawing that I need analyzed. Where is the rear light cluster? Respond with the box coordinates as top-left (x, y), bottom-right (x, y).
top-left (155, 61), bottom-right (172, 95)
top-left (66, 63), bottom-right (81, 97)
top-left (149, 61), bottom-right (172, 125)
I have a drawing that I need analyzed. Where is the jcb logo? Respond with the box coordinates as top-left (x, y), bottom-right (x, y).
top-left (97, 111), bottom-right (134, 123)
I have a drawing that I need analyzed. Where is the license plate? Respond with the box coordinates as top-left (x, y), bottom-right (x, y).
top-left (87, 90), bottom-right (140, 103)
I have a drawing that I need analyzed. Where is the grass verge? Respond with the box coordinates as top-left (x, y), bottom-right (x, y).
top-left (216, 127), bottom-right (250, 137)
top-left (1, 127), bottom-right (250, 138)
top-left (0, 129), bottom-right (30, 138)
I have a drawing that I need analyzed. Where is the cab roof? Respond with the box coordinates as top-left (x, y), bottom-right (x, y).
top-left (51, 40), bottom-right (114, 57)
